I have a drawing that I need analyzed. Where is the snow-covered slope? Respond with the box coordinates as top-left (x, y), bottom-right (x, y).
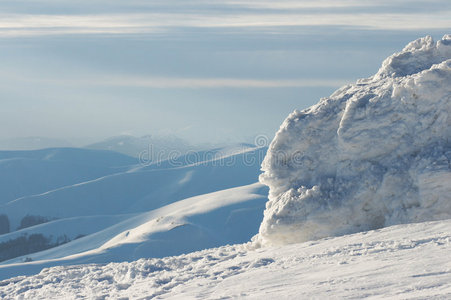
top-left (0, 148), bottom-right (137, 204)
top-left (1, 219), bottom-right (450, 299)
top-left (0, 183), bottom-right (268, 280)
top-left (1, 146), bottom-right (266, 230)
top-left (256, 35), bottom-right (451, 246)
top-left (0, 144), bottom-right (268, 280)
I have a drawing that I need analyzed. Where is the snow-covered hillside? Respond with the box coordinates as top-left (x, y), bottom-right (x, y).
top-left (1, 219), bottom-right (450, 299)
top-left (0, 144), bottom-right (268, 279)
top-left (256, 35), bottom-right (451, 246)
top-left (1, 146), bottom-right (266, 230)
top-left (0, 148), bottom-right (137, 204)
top-left (0, 183), bottom-right (268, 281)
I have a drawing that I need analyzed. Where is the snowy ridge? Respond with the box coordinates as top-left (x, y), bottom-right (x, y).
top-left (256, 35), bottom-right (451, 246)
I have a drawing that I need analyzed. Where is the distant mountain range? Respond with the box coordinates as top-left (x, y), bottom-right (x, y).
top-left (85, 134), bottom-right (196, 159)
top-left (0, 137), bottom-right (73, 150)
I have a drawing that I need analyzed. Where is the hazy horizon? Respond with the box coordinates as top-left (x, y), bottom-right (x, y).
top-left (1, 0), bottom-right (450, 148)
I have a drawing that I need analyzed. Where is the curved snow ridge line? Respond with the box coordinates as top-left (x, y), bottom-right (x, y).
top-left (0, 157), bottom-right (33, 164)
top-left (3, 170), bottom-right (128, 205)
top-left (129, 145), bottom-right (266, 172)
top-left (2, 145), bottom-right (261, 206)
top-left (256, 34), bottom-right (451, 246)
top-left (1, 148), bottom-right (265, 231)
top-left (178, 146), bottom-right (266, 169)
top-left (4, 146), bottom-right (264, 206)
top-left (1, 219), bottom-right (450, 299)
top-left (0, 148), bottom-right (139, 206)
top-left (99, 182), bottom-right (266, 249)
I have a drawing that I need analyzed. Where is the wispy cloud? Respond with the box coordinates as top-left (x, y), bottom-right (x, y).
top-left (94, 76), bottom-right (352, 88)
top-left (0, 9), bottom-right (449, 37)
top-left (222, 0), bottom-right (449, 11)
top-left (17, 74), bottom-right (352, 89)
top-left (222, 0), bottom-right (380, 9)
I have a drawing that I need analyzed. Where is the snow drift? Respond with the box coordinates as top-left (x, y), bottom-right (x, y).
top-left (256, 35), bottom-right (451, 246)
top-left (2, 219), bottom-right (450, 299)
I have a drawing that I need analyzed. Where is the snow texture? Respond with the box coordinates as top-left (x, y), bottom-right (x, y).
top-left (1, 219), bottom-right (450, 299)
top-left (257, 35), bottom-right (451, 246)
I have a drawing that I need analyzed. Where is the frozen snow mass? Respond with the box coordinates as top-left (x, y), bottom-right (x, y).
top-left (256, 35), bottom-right (451, 246)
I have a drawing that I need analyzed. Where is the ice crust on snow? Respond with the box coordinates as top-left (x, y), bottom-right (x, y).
top-left (257, 35), bottom-right (451, 246)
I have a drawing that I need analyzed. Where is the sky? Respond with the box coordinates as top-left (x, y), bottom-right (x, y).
top-left (0, 0), bottom-right (450, 146)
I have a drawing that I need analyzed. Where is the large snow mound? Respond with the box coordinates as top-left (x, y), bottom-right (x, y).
top-left (256, 35), bottom-right (451, 246)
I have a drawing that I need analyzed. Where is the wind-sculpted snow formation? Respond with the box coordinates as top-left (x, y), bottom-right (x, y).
top-left (256, 35), bottom-right (451, 246)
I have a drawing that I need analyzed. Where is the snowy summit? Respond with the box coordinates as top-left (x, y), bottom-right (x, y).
top-left (257, 35), bottom-right (451, 246)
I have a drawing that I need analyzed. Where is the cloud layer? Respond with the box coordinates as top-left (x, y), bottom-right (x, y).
top-left (0, 0), bottom-right (450, 37)
top-left (1, 0), bottom-right (450, 144)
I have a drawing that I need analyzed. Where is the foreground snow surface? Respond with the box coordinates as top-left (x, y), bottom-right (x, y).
top-left (1, 219), bottom-right (450, 299)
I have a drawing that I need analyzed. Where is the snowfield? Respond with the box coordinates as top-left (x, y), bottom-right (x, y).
top-left (0, 35), bottom-right (450, 299)
top-left (1, 219), bottom-right (450, 299)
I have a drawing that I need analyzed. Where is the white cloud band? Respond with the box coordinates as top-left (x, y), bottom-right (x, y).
top-left (21, 74), bottom-right (352, 89)
top-left (0, 10), bottom-right (449, 37)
